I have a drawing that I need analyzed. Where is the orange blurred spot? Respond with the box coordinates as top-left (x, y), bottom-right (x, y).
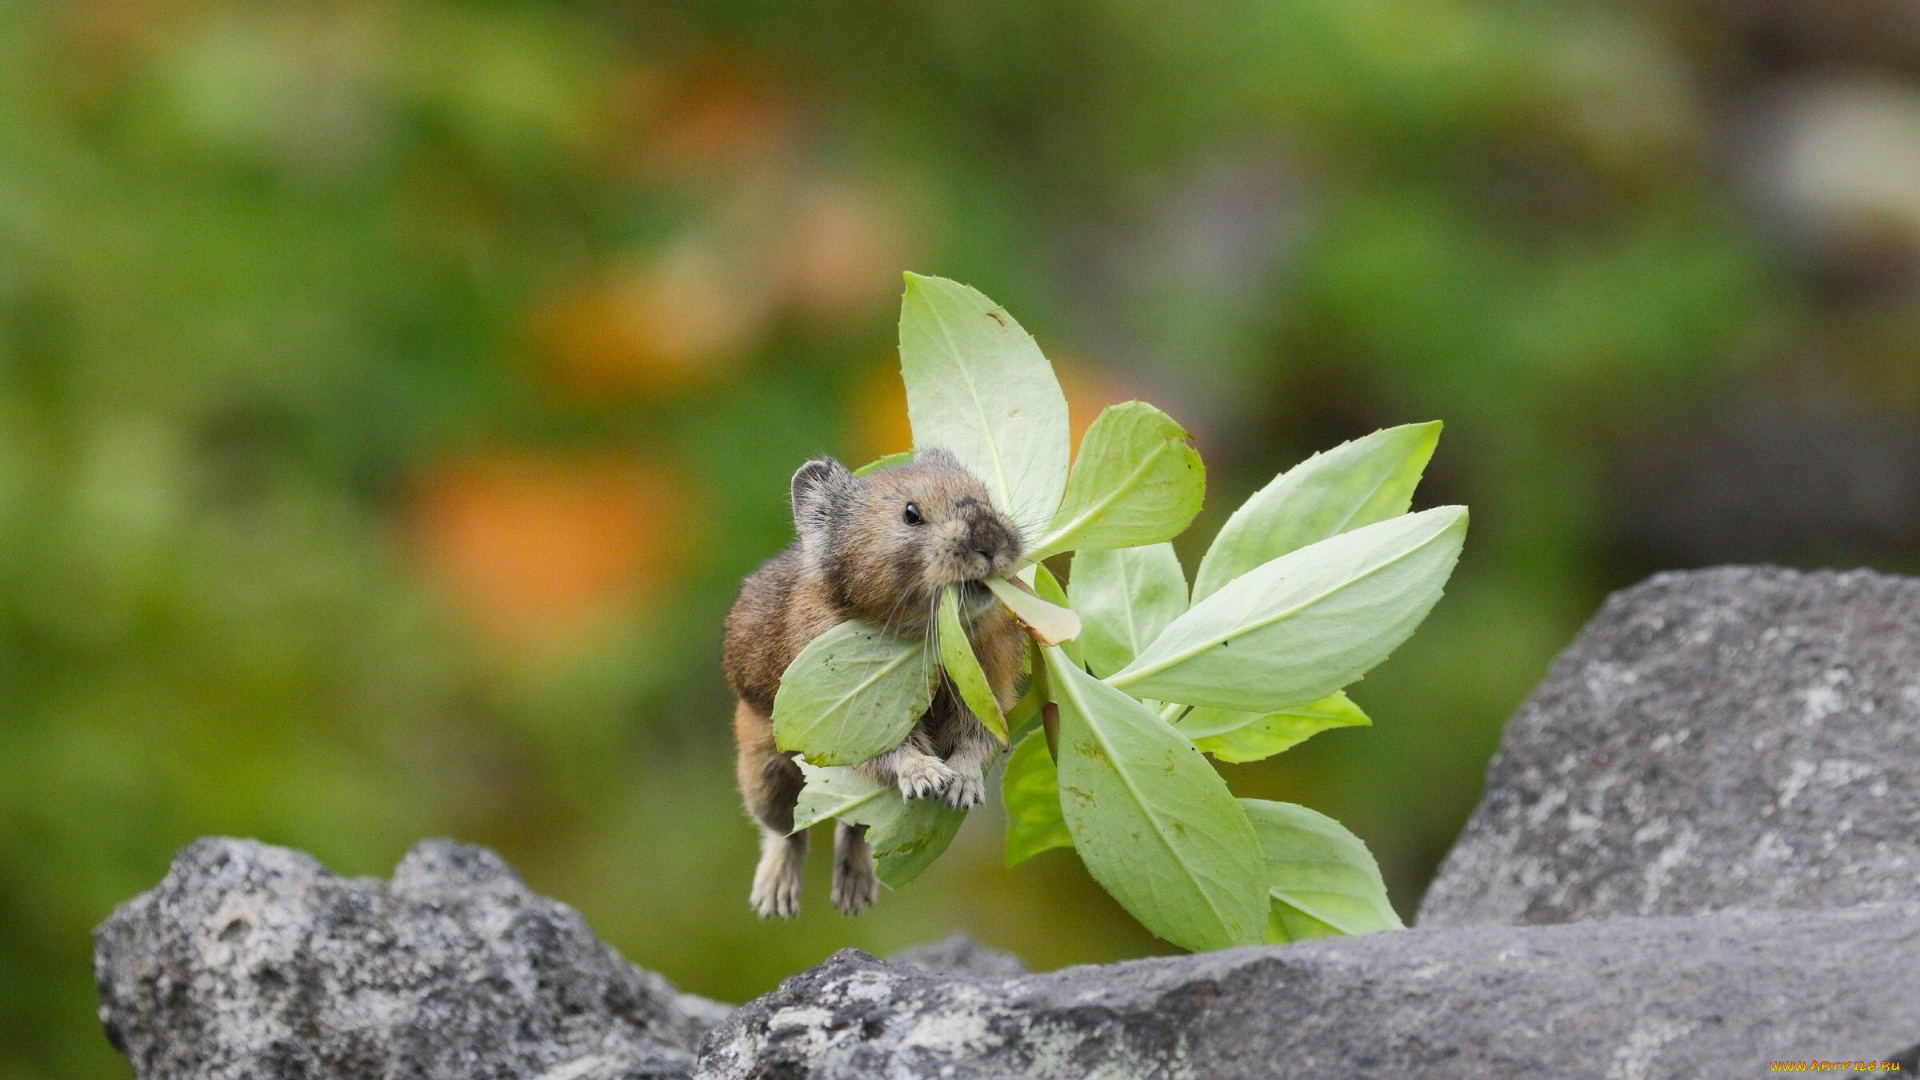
top-left (408, 452), bottom-right (695, 650)
top-left (1057, 360), bottom-right (1140, 453)
top-left (851, 359), bottom-right (914, 465)
top-left (850, 351), bottom-right (1140, 467)
top-left (60, 0), bottom-right (196, 58)
top-left (642, 60), bottom-right (797, 178)
top-left (530, 239), bottom-right (766, 401)
top-left (774, 181), bottom-right (910, 325)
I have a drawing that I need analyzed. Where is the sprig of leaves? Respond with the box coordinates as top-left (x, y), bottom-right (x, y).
top-left (771, 273), bottom-right (1462, 949)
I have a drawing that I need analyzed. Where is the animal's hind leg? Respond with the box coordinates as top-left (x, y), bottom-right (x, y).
top-left (750, 825), bottom-right (807, 919)
top-left (736, 700), bottom-right (808, 918)
top-left (831, 820), bottom-right (878, 915)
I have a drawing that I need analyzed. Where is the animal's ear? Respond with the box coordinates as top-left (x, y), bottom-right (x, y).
top-left (791, 457), bottom-right (854, 536)
top-left (915, 446), bottom-right (963, 471)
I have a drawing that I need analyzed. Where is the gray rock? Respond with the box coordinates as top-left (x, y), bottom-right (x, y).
top-left (696, 902), bottom-right (1920, 1080)
top-left (94, 837), bottom-right (727, 1080)
top-left (101, 566), bottom-right (1920, 1080)
top-left (1420, 566), bottom-right (1920, 928)
top-left (888, 933), bottom-right (1026, 978)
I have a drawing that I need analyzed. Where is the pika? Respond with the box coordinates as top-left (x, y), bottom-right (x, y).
top-left (722, 448), bottom-right (1026, 919)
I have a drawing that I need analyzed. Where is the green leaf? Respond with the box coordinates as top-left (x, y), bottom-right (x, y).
top-left (792, 763), bottom-right (967, 888)
top-left (1193, 422), bottom-right (1441, 603)
top-left (1030, 559), bottom-right (1070, 608)
top-left (1239, 799), bottom-right (1403, 941)
top-left (984, 575), bottom-right (1081, 646)
top-left (790, 762), bottom-right (882, 832)
top-left (853, 451), bottom-right (915, 477)
top-left (1109, 506), bottom-right (1467, 713)
top-left (1027, 561), bottom-right (1082, 666)
top-left (772, 620), bottom-right (936, 766)
top-left (1004, 640), bottom-right (1045, 737)
top-left (937, 586), bottom-right (1008, 744)
top-left (1069, 543), bottom-right (1188, 679)
top-left (1028, 402), bottom-right (1205, 562)
top-left (1179, 692), bottom-right (1371, 764)
top-left (1266, 902), bottom-right (1342, 943)
top-left (899, 273), bottom-right (1069, 538)
top-left (1046, 648), bottom-right (1266, 951)
top-left (1001, 730), bottom-right (1073, 867)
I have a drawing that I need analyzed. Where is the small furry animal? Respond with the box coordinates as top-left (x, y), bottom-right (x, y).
top-left (723, 448), bottom-right (1026, 919)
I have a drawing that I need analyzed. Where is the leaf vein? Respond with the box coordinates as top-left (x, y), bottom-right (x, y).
top-left (1033, 437), bottom-right (1175, 557)
top-left (1055, 656), bottom-right (1239, 937)
top-left (1111, 519), bottom-right (1450, 690)
top-left (924, 296), bottom-right (1014, 514)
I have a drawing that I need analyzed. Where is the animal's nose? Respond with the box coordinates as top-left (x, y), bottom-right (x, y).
top-left (967, 521), bottom-right (1007, 563)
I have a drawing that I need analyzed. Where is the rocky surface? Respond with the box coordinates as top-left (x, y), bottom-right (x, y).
top-left (94, 838), bottom-right (726, 1080)
top-left (697, 902), bottom-right (1920, 1080)
top-left (1420, 566), bottom-right (1920, 927)
top-left (96, 567), bottom-right (1920, 1079)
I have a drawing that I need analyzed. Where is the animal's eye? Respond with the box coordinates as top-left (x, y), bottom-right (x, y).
top-left (903, 502), bottom-right (923, 526)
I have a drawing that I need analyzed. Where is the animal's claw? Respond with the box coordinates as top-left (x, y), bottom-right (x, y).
top-left (942, 767), bottom-right (987, 809)
top-left (894, 755), bottom-right (959, 801)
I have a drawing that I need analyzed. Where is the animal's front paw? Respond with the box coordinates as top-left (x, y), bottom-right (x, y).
top-left (942, 766), bottom-right (987, 809)
top-left (894, 754), bottom-right (959, 801)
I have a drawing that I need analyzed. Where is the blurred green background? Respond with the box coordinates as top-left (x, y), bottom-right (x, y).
top-left (7, 0), bottom-right (1920, 1075)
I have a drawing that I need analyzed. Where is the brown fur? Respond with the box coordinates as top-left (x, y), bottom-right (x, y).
top-left (722, 448), bottom-right (1027, 918)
